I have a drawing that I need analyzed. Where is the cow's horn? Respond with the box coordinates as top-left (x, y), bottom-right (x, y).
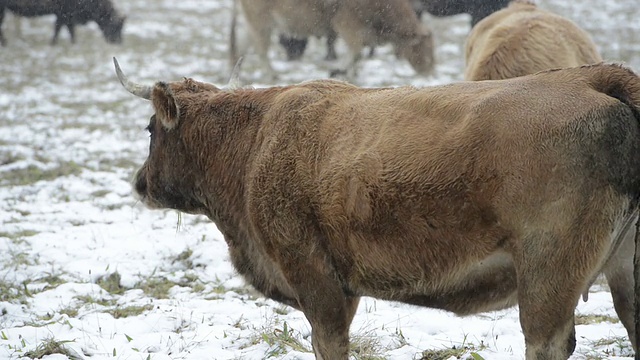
top-left (227, 56), bottom-right (244, 89)
top-left (113, 57), bottom-right (152, 100)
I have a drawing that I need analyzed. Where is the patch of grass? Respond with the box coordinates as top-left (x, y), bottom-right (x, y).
top-left (90, 189), bottom-right (110, 198)
top-left (575, 313), bottom-right (620, 325)
top-left (350, 330), bottom-right (385, 360)
top-left (135, 270), bottom-right (207, 299)
top-left (2, 161), bottom-right (83, 186)
top-left (5, 250), bottom-right (36, 269)
top-left (0, 150), bottom-right (25, 166)
top-left (34, 273), bottom-right (66, 290)
top-left (173, 248), bottom-right (194, 268)
top-left (0, 229), bottom-right (39, 241)
top-left (0, 279), bottom-right (29, 304)
top-left (97, 157), bottom-right (139, 171)
top-left (580, 335), bottom-right (634, 359)
top-left (135, 276), bottom-right (176, 299)
top-left (59, 122), bottom-right (111, 132)
top-left (205, 283), bottom-right (258, 300)
top-left (106, 304), bottom-right (154, 319)
top-left (245, 320), bottom-right (311, 357)
top-left (58, 306), bottom-right (79, 318)
top-left (273, 306), bottom-right (290, 316)
top-left (96, 272), bottom-right (127, 295)
top-left (15, 273), bottom-right (69, 300)
top-left (420, 338), bottom-right (488, 360)
top-left (23, 337), bottom-right (74, 359)
top-left (74, 295), bottom-right (117, 307)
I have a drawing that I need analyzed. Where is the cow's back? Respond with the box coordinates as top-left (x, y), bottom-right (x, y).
top-left (464, 1), bottom-right (602, 80)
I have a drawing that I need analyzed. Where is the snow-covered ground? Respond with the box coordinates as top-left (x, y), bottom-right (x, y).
top-left (0, 0), bottom-right (639, 359)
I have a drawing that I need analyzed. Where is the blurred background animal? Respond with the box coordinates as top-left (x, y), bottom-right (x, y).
top-left (0, 0), bottom-right (125, 46)
top-left (415, 0), bottom-right (511, 26)
top-left (279, 0), bottom-right (510, 63)
top-left (464, 0), bottom-right (602, 80)
top-left (231, 0), bottom-right (434, 79)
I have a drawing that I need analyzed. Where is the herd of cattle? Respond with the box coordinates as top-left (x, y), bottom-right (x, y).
top-left (5, 0), bottom-right (640, 359)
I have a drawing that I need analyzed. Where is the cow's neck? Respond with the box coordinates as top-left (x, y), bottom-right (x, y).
top-left (189, 87), bottom-right (280, 245)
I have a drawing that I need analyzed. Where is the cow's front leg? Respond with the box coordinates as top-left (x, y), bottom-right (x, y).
top-left (308, 295), bottom-right (359, 360)
top-left (277, 248), bottom-right (359, 360)
top-left (238, 0), bottom-right (276, 81)
top-left (66, 23), bottom-right (76, 44)
top-left (51, 18), bottom-right (64, 45)
top-left (330, 12), bottom-right (365, 80)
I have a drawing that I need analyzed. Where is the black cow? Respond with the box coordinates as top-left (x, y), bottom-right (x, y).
top-left (0, 0), bottom-right (125, 46)
top-left (417, 0), bottom-right (511, 26)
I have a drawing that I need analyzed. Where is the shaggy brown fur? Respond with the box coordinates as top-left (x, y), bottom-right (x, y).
top-left (231, 0), bottom-right (434, 79)
top-left (117, 61), bottom-right (640, 359)
top-left (464, 1), bottom-right (602, 81)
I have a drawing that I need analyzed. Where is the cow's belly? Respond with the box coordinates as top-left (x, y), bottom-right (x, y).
top-left (351, 251), bottom-right (519, 316)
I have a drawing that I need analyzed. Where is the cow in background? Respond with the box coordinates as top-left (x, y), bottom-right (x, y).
top-left (279, 0), bottom-right (510, 62)
top-left (114, 56), bottom-right (640, 359)
top-left (416, 0), bottom-right (510, 26)
top-left (231, 0), bottom-right (434, 80)
top-left (464, 0), bottom-right (601, 80)
top-left (0, 0), bottom-right (125, 46)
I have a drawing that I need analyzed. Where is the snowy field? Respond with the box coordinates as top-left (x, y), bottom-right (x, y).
top-left (1, 0), bottom-right (639, 359)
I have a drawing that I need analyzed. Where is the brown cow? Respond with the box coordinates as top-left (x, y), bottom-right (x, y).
top-left (231, 0), bottom-right (434, 80)
top-left (113, 57), bottom-right (640, 359)
top-left (461, 2), bottom-right (640, 344)
top-left (279, 0), bottom-right (510, 64)
top-left (464, 1), bottom-right (602, 81)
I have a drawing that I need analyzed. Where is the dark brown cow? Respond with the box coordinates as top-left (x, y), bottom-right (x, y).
top-left (0, 0), bottom-right (125, 46)
top-left (114, 57), bottom-right (640, 359)
top-left (464, 1), bottom-right (601, 81)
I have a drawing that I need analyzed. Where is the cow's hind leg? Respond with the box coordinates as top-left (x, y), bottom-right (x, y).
top-left (604, 227), bottom-right (638, 351)
top-left (517, 226), bottom-right (610, 359)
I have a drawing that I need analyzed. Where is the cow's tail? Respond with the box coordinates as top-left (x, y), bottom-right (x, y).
top-left (229, 0), bottom-right (239, 70)
top-left (581, 63), bottom-right (640, 118)
top-left (580, 63), bottom-right (640, 358)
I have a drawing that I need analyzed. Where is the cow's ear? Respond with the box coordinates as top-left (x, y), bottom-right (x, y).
top-left (152, 82), bottom-right (180, 130)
